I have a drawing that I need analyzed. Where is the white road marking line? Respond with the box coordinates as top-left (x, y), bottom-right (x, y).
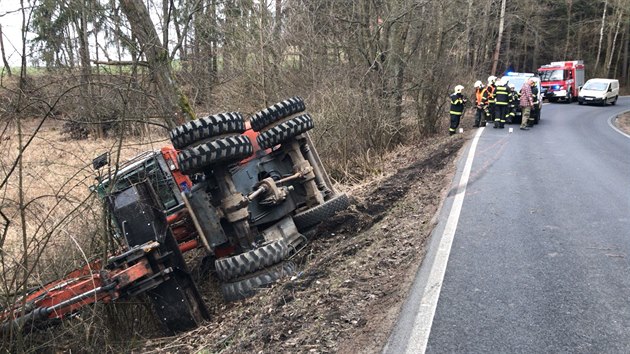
top-left (608, 113), bottom-right (630, 139)
top-left (404, 126), bottom-right (484, 354)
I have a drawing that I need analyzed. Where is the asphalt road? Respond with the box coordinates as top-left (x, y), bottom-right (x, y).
top-left (384, 98), bottom-right (630, 353)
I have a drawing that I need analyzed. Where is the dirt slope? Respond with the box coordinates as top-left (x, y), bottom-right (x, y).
top-left (142, 134), bottom-right (467, 353)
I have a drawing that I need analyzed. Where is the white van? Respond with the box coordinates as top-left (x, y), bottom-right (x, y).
top-left (578, 78), bottom-right (619, 106)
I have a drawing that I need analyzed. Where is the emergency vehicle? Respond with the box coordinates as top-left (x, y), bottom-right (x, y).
top-left (501, 72), bottom-right (543, 124)
top-left (537, 60), bottom-right (585, 102)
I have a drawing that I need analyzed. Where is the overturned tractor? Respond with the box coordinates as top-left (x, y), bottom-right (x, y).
top-left (1, 97), bottom-right (349, 336)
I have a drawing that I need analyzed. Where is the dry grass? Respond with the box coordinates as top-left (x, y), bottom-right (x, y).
top-left (1, 117), bottom-right (170, 249)
top-left (615, 112), bottom-right (630, 135)
top-left (0, 116), bottom-right (180, 352)
top-left (0, 116), bottom-right (179, 330)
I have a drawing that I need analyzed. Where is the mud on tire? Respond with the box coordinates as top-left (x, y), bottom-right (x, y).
top-left (221, 261), bottom-right (295, 302)
top-left (169, 112), bottom-right (246, 150)
top-left (293, 193), bottom-right (350, 232)
top-left (257, 114), bottom-right (314, 149)
top-left (215, 239), bottom-right (289, 281)
top-left (177, 135), bottom-right (253, 175)
top-left (250, 96), bottom-right (306, 132)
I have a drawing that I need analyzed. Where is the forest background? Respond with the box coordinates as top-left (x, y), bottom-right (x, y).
top-left (0, 0), bottom-right (629, 351)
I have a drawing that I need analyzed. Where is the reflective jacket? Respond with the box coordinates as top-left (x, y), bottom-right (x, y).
top-left (494, 84), bottom-right (509, 105)
top-left (449, 93), bottom-right (466, 115)
top-left (475, 88), bottom-right (485, 108)
top-left (482, 85), bottom-right (495, 105)
top-left (509, 90), bottom-right (520, 107)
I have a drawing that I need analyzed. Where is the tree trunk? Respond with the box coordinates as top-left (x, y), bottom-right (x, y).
top-left (120, 0), bottom-right (194, 128)
top-left (533, 30), bottom-right (540, 69)
top-left (259, 2), bottom-right (267, 103)
top-left (595, 0), bottom-right (608, 72)
top-left (275, 0), bottom-right (282, 39)
top-left (389, 12), bottom-right (410, 135)
top-left (77, 4), bottom-right (99, 137)
top-left (464, 0), bottom-right (474, 67)
top-left (563, 0), bottom-right (572, 59)
top-left (622, 13), bottom-right (629, 84)
top-left (210, 0), bottom-right (218, 81)
top-left (162, 0), bottom-right (170, 50)
top-left (0, 25), bottom-right (12, 76)
top-left (606, 7), bottom-right (623, 75)
top-left (491, 0), bottom-right (506, 75)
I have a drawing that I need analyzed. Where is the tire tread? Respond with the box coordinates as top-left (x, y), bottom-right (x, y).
top-left (250, 97), bottom-right (306, 132)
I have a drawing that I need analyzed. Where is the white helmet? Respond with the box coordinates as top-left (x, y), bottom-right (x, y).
top-left (474, 80), bottom-right (483, 89)
top-left (498, 77), bottom-right (509, 86)
top-left (454, 85), bottom-right (464, 94)
top-left (508, 83), bottom-right (515, 89)
top-left (487, 75), bottom-right (497, 84)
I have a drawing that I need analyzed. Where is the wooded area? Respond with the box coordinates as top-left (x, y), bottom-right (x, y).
top-left (2, 0), bottom-right (629, 148)
top-left (0, 0), bottom-right (629, 351)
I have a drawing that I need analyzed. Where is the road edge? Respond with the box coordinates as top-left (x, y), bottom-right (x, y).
top-left (609, 108), bottom-right (630, 139)
top-left (382, 127), bottom-right (484, 354)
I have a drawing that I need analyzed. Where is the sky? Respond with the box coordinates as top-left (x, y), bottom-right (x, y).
top-left (0, 1), bottom-right (180, 68)
top-left (0, 1), bottom-right (32, 66)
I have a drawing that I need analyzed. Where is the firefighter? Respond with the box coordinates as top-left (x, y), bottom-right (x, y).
top-left (449, 85), bottom-right (467, 135)
top-left (528, 80), bottom-right (539, 127)
top-left (482, 75), bottom-right (497, 125)
top-left (493, 77), bottom-right (510, 128)
top-left (507, 83), bottom-right (519, 124)
top-left (473, 80), bottom-right (486, 127)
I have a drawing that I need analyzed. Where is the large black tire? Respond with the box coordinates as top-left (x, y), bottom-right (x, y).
top-left (169, 112), bottom-right (245, 150)
top-left (257, 114), bottom-right (314, 149)
top-left (221, 261), bottom-right (295, 302)
top-left (293, 193), bottom-right (350, 232)
top-left (215, 239), bottom-right (289, 281)
top-left (177, 135), bottom-right (253, 175)
top-left (612, 96), bottom-right (618, 105)
top-left (250, 97), bottom-right (306, 132)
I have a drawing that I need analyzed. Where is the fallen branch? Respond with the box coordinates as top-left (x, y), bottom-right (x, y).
top-left (92, 60), bottom-right (149, 67)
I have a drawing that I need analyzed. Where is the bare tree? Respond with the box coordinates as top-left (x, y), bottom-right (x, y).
top-left (563, 0), bottom-right (573, 59)
top-left (491, 0), bottom-right (507, 75)
top-left (119, 0), bottom-right (194, 128)
top-left (595, 0), bottom-right (608, 71)
top-left (0, 25), bottom-right (11, 76)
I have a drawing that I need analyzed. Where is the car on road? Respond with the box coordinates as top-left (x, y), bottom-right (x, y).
top-left (501, 72), bottom-right (543, 124)
top-left (578, 78), bottom-right (619, 106)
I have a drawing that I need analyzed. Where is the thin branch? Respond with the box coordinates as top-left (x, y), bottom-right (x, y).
top-left (92, 60), bottom-right (149, 67)
top-left (169, 0), bottom-right (204, 60)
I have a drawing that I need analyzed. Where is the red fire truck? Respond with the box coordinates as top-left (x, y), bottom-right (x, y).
top-left (538, 60), bottom-right (585, 103)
